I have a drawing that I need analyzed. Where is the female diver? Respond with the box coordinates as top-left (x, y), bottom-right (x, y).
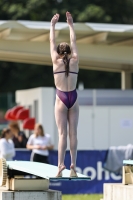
top-left (50, 11), bottom-right (79, 177)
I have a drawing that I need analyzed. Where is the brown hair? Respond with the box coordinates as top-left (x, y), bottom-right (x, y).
top-left (57, 42), bottom-right (71, 77)
top-left (1, 128), bottom-right (10, 138)
top-left (9, 121), bottom-right (20, 131)
top-left (34, 123), bottom-right (45, 137)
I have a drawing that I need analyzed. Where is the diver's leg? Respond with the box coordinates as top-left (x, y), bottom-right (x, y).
top-left (55, 95), bottom-right (68, 176)
top-left (68, 100), bottom-right (79, 176)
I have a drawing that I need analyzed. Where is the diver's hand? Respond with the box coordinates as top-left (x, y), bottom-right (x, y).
top-left (66, 11), bottom-right (73, 25)
top-left (51, 13), bottom-right (60, 26)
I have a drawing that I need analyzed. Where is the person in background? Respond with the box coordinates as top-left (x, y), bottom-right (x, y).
top-left (9, 121), bottom-right (27, 148)
top-left (0, 128), bottom-right (15, 160)
top-left (26, 123), bottom-right (53, 164)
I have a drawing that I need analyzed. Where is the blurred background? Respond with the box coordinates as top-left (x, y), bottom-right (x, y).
top-left (0, 0), bottom-right (133, 199)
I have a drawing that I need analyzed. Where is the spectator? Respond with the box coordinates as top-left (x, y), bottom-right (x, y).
top-left (9, 121), bottom-right (27, 148)
top-left (27, 123), bottom-right (53, 164)
top-left (0, 128), bottom-right (15, 160)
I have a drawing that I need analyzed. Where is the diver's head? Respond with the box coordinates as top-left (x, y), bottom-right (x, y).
top-left (57, 42), bottom-right (71, 56)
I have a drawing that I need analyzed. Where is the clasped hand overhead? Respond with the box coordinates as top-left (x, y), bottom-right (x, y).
top-left (51, 11), bottom-right (73, 26)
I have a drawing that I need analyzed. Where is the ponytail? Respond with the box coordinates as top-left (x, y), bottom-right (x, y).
top-left (57, 43), bottom-right (71, 77)
top-left (63, 52), bottom-right (69, 77)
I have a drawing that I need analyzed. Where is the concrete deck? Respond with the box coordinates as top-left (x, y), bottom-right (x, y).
top-left (0, 190), bottom-right (62, 200)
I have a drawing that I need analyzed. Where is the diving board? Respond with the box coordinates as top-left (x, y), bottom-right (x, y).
top-left (0, 159), bottom-right (91, 192)
top-left (6, 161), bottom-right (91, 181)
top-left (123, 160), bottom-right (133, 165)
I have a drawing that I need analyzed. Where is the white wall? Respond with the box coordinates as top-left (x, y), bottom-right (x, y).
top-left (77, 106), bottom-right (93, 149)
top-left (110, 107), bottom-right (133, 146)
top-left (16, 87), bottom-right (55, 142)
top-left (16, 87), bottom-right (133, 150)
top-left (93, 107), bottom-right (109, 149)
top-left (77, 106), bottom-right (133, 149)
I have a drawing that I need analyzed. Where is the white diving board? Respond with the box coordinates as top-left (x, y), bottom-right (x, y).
top-left (7, 161), bottom-right (91, 181)
top-left (123, 160), bottom-right (133, 165)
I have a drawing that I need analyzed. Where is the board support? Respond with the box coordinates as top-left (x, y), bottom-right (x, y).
top-left (0, 190), bottom-right (62, 200)
top-left (9, 178), bottom-right (49, 191)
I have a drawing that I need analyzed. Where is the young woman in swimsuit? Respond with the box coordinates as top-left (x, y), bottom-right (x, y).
top-left (50, 11), bottom-right (79, 177)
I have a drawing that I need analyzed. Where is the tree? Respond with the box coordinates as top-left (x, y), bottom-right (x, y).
top-left (0, 0), bottom-right (133, 92)
top-left (0, 0), bottom-right (133, 23)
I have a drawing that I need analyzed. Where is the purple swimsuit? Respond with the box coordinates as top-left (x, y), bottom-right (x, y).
top-left (53, 70), bottom-right (78, 109)
top-left (56, 86), bottom-right (77, 109)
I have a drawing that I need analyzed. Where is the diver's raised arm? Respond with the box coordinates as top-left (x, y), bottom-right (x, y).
top-left (66, 12), bottom-right (78, 61)
top-left (50, 14), bottom-right (60, 63)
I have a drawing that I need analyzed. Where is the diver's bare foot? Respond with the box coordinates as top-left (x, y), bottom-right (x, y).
top-left (56, 165), bottom-right (66, 177)
top-left (70, 164), bottom-right (78, 177)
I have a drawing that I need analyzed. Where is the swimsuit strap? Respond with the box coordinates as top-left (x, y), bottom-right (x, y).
top-left (53, 71), bottom-right (66, 74)
top-left (53, 58), bottom-right (78, 74)
top-left (69, 71), bottom-right (78, 74)
top-left (53, 71), bottom-right (78, 75)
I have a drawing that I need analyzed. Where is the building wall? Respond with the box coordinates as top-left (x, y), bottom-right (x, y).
top-left (16, 87), bottom-right (55, 141)
top-left (77, 106), bottom-right (133, 149)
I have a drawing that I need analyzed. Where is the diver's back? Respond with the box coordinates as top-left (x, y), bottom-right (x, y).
top-left (53, 58), bottom-right (78, 92)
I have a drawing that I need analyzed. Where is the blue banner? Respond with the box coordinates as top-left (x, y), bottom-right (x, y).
top-left (14, 150), bottom-right (122, 194)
